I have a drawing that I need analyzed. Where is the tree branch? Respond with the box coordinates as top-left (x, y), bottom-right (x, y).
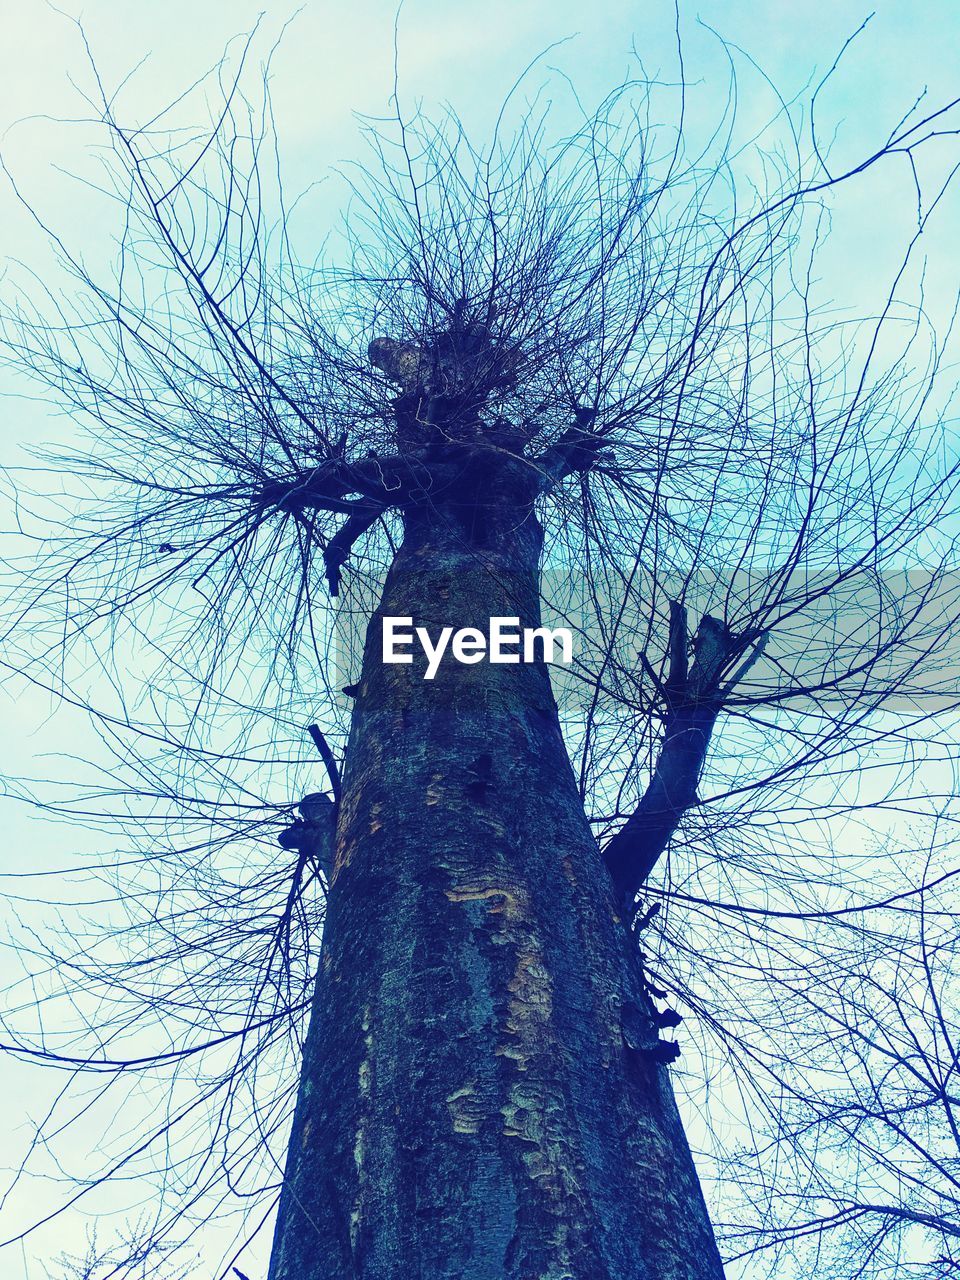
top-left (307, 724), bottom-right (342, 805)
top-left (532, 408), bottom-right (605, 492)
top-left (605, 612), bottom-right (760, 908)
top-left (322, 504), bottom-right (384, 597)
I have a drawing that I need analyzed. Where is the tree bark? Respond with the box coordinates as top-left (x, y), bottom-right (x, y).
top-left (268, 460), bottom-right (724, 1279)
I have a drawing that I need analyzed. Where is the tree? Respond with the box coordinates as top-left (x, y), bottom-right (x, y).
top-left (2, 19), bottom-right (960, 1280)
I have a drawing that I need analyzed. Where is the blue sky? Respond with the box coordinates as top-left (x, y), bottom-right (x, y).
top-left (1, 2), bottom-right (959, 1276)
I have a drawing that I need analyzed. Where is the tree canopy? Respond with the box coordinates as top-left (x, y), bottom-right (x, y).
top-left (2, 16), bottom-right (960, 1279)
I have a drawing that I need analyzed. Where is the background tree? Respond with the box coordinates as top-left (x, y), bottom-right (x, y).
top-left (1, 14), bottom-right (960, 1279)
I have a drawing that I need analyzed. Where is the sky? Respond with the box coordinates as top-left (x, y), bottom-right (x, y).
top-left (1, 1), bottom-right (959, 1276)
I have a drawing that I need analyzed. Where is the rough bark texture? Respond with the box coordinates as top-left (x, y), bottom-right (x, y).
top-left (268, 455), bottom-right (725, 1279)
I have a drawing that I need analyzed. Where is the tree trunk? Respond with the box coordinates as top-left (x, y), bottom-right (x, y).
top-left (268, 464), bottom-right (725, 1279)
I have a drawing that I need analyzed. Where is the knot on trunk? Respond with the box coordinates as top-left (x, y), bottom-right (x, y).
top-left (278, 791), bottom-right (336, 878)
top-left (369, 301), bottom-right (521, 446)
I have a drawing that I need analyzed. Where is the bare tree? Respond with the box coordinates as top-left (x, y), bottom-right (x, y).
top-left (2, 20), bottom-right (960, 1280)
